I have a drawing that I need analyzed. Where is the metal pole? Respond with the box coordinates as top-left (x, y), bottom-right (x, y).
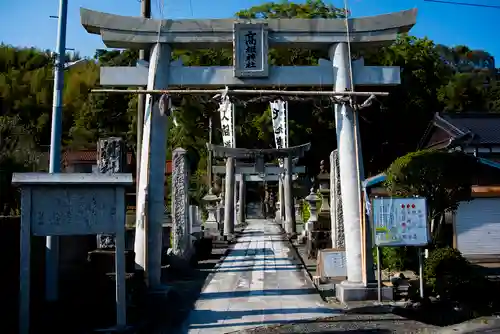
top-left (376, 246), bottom-right (382, 303)
top-left (47, 0), bottom-right (68, 302)
top-left (419, 247), bottom-right (425, 299)
top-left (136, 0), bottom-right (151, 226)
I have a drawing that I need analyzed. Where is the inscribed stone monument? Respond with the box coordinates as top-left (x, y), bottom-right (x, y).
top-left (330, 149), bottom-right (344, 248)
top-left (171, 148), bottom-right (190, 257)
top-left (96, 137), bottom-right (126, 248)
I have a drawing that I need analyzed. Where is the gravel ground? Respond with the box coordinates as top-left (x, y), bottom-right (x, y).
top-left (227, 313), bottom-right (439, 333)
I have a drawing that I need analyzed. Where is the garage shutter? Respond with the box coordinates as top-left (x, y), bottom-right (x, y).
top-left (456, 198), bottom-right (500, 256)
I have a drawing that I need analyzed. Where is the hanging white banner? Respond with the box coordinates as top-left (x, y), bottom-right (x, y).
top-left (270, 100), bottom-right (288, 149)
top-left (219, 95), bottom-right (235, 148)
top-left (270, 100), bottom-right (288, 168)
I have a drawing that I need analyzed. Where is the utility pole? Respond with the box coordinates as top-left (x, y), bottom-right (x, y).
top-left (136, 0), bottom-right (151, 199)
top-left (47, 0), bottom-right (68, 302)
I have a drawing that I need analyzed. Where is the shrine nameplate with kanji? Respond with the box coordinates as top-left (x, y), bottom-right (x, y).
top-left (233, 23), bottom-right (269, 78)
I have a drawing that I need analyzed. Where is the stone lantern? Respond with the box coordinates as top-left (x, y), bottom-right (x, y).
top-left (305, 188), bottom-right (320, 232)
top-left (203, 187), bottom-right (220, 233)
top-left (317, 160), bottom-right (330, 213)
top-left (305, 187), bottom-right (321, 258)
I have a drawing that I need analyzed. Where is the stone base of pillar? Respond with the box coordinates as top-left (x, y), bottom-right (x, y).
top-left (335, 282), bottom-right (393, 303)
top-left (204, 220), bottom-right (219, 230)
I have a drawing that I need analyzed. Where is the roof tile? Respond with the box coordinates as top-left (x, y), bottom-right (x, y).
top-left (440, 113), bottom-right (500, 145)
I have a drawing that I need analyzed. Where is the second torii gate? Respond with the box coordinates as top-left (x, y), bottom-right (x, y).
top-left (212, 162), bottom-right (306, 223)
top-left (207, 143), bottom-right (310, 236)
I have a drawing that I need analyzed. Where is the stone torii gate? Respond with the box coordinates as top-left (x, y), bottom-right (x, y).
top-left (207, 143), bottom-right (310, 237)
top-left (80, 7), bottom-right (417, 300)
top-left (212, 162), bottom-right (306, 222)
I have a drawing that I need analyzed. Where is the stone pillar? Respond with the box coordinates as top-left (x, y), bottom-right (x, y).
top-left (279, 178), bottom-right (285, 221)
top-left (330, 150), bottom-right (345, 249)
top-left (96, 137), bottom-right (125, 248)
top-left (171, 148), bottom-right (190, 258)
top-left (317, 160), bottom-right (332, 250)
top-left (134, 43), bottom-right (171, 288)
top-left (189, 205), bottom-right (202, 248)
top-left (284, 156), bottom-right (296, 235)
top-left (234, 179), bottom-right (238, 225)
top-left (295, 200), bottom-right (302, 224)
top-left (217, 177), bottom-right (225, 224)
top-left (223, 157), bottom-right (235, 236)
top-left (238, 178), bottom-right (246, 223)
top-left (330, 42), bottom-right (363, 285)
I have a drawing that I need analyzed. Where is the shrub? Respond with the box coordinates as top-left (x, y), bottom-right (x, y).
top-left (373, 247), bottom-right (419, 272)
top-left (301, 200), bottom-right (310, 222)
top-left (424, 247), bottom-right (477, 302)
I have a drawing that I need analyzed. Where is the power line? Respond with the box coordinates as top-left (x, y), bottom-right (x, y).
top-left (424, 0), bottom-right (500, 10)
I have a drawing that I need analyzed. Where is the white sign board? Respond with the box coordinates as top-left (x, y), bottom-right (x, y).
top-left (317, 249), bottom-right (347, 278)
top-left (371, 197), bottom-right (429, 247)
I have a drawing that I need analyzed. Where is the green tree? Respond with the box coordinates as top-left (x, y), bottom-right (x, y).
top-left (0, 116), bottom-right (41, 214)
top-left (360, 36), bottom-right (452, 173)
top-left (385, 150), bottom-right (479, 244)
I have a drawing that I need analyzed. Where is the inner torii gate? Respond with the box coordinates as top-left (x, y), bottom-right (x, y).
top-left (212, 162), bottom-right (306, 222)
top-left (80, 7), bottom-right (416, 301)
top-left (208, 143), bottom-right (310, 236)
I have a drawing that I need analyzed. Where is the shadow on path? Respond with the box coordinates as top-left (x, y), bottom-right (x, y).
top-left (198, 288), bottom-right (318, 300)
top-left (188, 307), bottom-right (340, 329)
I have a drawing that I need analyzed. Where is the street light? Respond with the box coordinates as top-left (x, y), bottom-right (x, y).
top-left (63, 58), bottom-right (87, 70)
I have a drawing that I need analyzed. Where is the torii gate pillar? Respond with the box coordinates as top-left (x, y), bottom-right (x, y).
top-left (331, 42), bottom-right (363, 286)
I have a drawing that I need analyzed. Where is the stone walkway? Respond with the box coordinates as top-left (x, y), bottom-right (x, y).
top-left (180, 219), bottom-right (340, 334)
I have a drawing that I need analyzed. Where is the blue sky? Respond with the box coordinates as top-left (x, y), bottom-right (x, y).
top-left (0, 0), bottom-right (498, 59)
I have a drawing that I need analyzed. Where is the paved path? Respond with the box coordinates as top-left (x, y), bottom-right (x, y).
top-left (180, 219), bottom-right (340, 334)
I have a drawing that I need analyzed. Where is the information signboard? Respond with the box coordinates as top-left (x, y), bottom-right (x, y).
top-left (371, 197), bottom-right (429, 247)
top-left (316, 248), bottom-right (347, 278)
